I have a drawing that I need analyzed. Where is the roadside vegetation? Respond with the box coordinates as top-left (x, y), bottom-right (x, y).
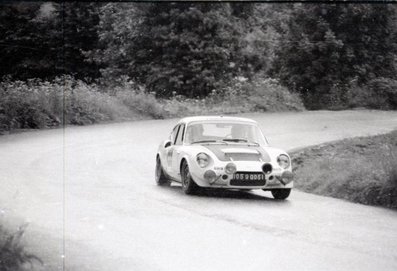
top-left (291, 130), bottom-right (397, 209)
top-left (0, 3), bottom-right (396, 134)
top-left (1, 3), bottom-right (396, 135)
top-left (0, 224), bottom-right (41, 271)
top-left (0, 75), bottom-right (304, 134)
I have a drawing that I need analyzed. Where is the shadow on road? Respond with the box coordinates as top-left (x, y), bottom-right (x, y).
top-left (158, 184), bottom-right (291, 205)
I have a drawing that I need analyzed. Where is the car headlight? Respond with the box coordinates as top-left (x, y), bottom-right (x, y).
top-left (277, 154), bottom-right (290, 169)
top-left (196, 153), bottom-right (210, 168)
top-left (225, 163), bottom-right (237, 174)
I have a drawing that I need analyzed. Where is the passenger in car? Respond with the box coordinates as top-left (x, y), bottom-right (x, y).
top-left (231, 124), bottom-right (247, 139)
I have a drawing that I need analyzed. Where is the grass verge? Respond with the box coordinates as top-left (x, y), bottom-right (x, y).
top-left (291, 130), bottom-right (397, 209)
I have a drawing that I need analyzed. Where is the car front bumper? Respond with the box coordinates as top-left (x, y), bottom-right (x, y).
top-left (190, 163), bottom-right (293, 189)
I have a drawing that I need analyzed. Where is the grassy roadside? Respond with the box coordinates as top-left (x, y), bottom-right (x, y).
top-left (0, 224), bottom-right (42, 271)
top-left (291, 130), bottom-right (397, 209)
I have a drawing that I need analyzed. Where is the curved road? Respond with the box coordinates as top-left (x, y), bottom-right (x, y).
top-left (1, 110), bottom-right (397, 271)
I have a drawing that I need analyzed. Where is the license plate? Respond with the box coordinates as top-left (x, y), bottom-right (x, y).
top-left (233, 173), bottom-right (265, 181)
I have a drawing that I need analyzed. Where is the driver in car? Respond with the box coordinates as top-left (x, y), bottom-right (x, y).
top-left (186, 124), bottom-right (204, 143)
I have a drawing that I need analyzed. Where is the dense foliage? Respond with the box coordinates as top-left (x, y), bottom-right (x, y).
top-left (91, 3), bottom-right (262, 97)
top-left (0, 2), bottom-right (101, 80)
top-left (0, 2), bottom-right (396, 110)
top-left (272, 4), bottom-right (397, 109)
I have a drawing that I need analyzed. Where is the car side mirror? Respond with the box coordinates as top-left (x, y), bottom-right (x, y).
top-left (164, 140), bottom-right (171, 148)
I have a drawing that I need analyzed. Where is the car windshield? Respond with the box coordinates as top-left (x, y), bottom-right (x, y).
top-left (185, 122), bottom-right (268, 146)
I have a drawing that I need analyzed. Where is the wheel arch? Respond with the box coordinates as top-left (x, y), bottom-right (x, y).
top-left (180, 157), bottom-right (187, 174)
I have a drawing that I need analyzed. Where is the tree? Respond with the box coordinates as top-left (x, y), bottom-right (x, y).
top-left (0, 2), bottom-right (61, 79)
top-left (62, 2), bottom-right (103, 79)
top-left (271, 4), bottom-right (397, 109)
top-left (92, 2), bottom-right (253, 98)
top-left (0, 2), bottom-right (102, 80)
top-left (238, 3), bottom-right (293, 75)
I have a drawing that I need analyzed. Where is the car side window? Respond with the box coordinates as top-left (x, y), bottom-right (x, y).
top-left (175, 124), bottom-right (185, 145)
top-left (170, 125), bottom-right (179, 145)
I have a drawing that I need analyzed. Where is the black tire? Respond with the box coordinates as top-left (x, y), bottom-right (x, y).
top-left (155, 157), bottom-right (171, 186)
top-left (181, 161), bottom-right (199, 195)
top-left (271, 189), bottom-right (291, 200)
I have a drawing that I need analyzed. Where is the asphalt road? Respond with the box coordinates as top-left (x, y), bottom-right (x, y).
top-left (1, 110), bottom-right (397, 271)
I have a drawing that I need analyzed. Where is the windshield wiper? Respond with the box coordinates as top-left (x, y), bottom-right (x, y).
top-left (222, 138), bottom-right (248, 142)
top-left (247, 141), bottom-right (260, 146)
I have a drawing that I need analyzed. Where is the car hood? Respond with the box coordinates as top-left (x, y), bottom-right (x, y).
top-left (201, 144), bottom-right (271, 162)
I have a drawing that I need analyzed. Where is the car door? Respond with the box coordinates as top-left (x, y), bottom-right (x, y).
top-left (165, 125), bottom-right (180, 175)
top-left (171, 123), bottom-right (185, 180)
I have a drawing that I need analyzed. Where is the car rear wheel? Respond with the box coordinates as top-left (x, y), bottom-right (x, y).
top-left (155, 157), bottom-right (171, 186)
top-left (181, 161), bottom-right (199, 195)
top-left (271, 189), bottom-right (291, 200)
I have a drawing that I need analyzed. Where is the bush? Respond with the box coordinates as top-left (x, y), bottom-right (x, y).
top-left (62, 78), bottom-right (135, 125)
top-left (113, 81), bottom-right (168, 119)
top-left (0, 224), bottom-right (42, 271)
top-left (158, 76), bottom-right (305, 117)
top-left (246, 76), bottom-right (305, 111)
top-left (205, 75), bottom-right (305, 112)
top-left (0, 75), bottom-right (304, 134)
top-left (0, 79), bottom-right (58, 130)
top-left (0, 77), bottom-right (144, 131)
top-left (346, 77), bottom-right (397, 110)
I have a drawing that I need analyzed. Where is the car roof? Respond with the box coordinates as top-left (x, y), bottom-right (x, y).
top-left (177, 116), bottom-right (257, 125)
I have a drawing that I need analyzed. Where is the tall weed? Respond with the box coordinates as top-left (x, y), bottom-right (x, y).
top-left (0, 224), bottom-right (42, 271)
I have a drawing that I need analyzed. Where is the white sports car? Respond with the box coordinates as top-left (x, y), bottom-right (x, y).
top-left (155, 116), bottom-right (293, 200)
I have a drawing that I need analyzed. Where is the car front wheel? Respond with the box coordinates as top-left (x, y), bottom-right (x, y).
top-left (271, 189), bottom-right (291, 200)
top-left (181, 161), bottom-right (199, 195)
top-left (155, 157), bottom-right (171, 186)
